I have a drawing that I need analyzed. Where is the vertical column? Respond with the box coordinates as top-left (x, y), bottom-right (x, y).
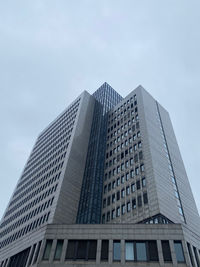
top-left (49, 239), bottom-right (57, 262)
top-left (3, 259), bottom-right (9, 267)
top-left (60, 239), bottom-right (68, 263)
top-left (182, 241), bottom-right (193, 266)
top-left (157, 240), bottom-right (164, 266)
top-left (25, 244), bottom-right (35, 267)
top-left (96, 239), bottom-right (101, 264)
top-left (169, 240), bottom-right (177, 265)
top-left (109, 239), bottom-right (113, 264)
top-left (37, 239), bottom-right (46, 263)
top-left (121, 239), bottom-right (125, 264)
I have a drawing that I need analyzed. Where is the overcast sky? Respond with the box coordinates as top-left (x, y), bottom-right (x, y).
top-left (0, 0), bottom-right (200, 219)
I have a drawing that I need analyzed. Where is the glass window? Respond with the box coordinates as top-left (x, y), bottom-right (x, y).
top-left (161, 241), bottom-right (172, 262)
top-left (102, 214), bottom-right (105, 224)
top-left (142, 178), bottom-right (146, 187)
top-left (116, 207), bottom-right (120, 217)
top-left (113, 241), bottom-right (121, 261)
top-left (112, 194), bottom-right (115, 203)
top-left (137, 195), bottom-right (142, 207)
top-left (126, 186), bottom-right (130, 195)
top-left (148, 241), bottom-right (158, 261)
top-left (125, 242), bottom-right (134, 261)
top-left (136, 242), bottom-right (147, 261)
top-left (136, 180), bottom-right (140, 190)
top-left (131, 183), bottom-right (135, 193)
top-left (77, 240), bottom-right (87, 259)
top-left (130, 170), bottom-right (134, 178)
top-left (106, 212), bottom-right (110, 222)
top-left (88, 240), bottom-right (97, 260)
top-left (107, 196), bottom-right (110, 206)
top-left (112, 209), bottom-right (115, 219)
top-left (140, 164), bottom-right (144, 172)
top-left (121, 189), bottom-right (125, 198)
top-left (122, 204), bottom-right (125, 214)
top-left (103, 199), bottom-right (106, 208)
top-left (143, 192), bottom-right (148, 204)
top-left (43, 239), bottom-right (53, 260)
top-left (54, 240), bottom-right (64, 260)
top-left (174, 241), bottom-right (185, 263)
top-left (66, 240), bottom-right (76, 260)
top-left (101, 240), bottom-right (109, 261)
top-left (132, 198), bottom-right (136, 209)
top-left (127, 202), bottom-right (131, 212)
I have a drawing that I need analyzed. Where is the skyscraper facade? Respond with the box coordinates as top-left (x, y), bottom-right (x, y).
top-left (0, 83), bottom-right (200, 267)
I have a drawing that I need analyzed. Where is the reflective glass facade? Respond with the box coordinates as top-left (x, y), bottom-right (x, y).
top-left (76, 82), bottom-right (122, 223)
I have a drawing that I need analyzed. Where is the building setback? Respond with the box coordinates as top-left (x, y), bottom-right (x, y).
top-left (0, 82), bottom-right (200, 267)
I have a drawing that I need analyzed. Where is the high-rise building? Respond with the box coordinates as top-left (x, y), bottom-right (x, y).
top-left (0, 83), bottom-right (200, 267)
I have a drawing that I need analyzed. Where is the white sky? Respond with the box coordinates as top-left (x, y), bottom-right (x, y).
top-left (0, 0), bottom-right (200, 219)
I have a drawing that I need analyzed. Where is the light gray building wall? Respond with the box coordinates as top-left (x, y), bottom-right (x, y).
top-left (0, 83), bottom-right (200, 267)
top-left (0, 91), bottom-right (95, 255)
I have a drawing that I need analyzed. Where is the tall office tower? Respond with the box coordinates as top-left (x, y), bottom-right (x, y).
top-left (0, 83), bottom-right (200, 267)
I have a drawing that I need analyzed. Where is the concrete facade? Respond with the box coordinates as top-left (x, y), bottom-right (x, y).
top-left (0, 83), bottom-right (200, 267)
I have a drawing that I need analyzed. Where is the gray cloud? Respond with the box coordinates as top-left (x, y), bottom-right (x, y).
top-left (0, 0), bottom-right (200, 218)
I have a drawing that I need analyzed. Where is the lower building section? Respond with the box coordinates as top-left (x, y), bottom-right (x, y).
top-left (0, 224), bottom-right (200, 267)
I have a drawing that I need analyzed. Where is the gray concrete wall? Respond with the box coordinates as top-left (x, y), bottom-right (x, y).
top-left (52, 91), bottom-right (95, 224)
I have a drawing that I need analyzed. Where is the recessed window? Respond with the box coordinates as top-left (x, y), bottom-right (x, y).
top-left (125, 242), bottom-right (134, 261)
top-left (112, 209), bottom-right (115, 219)
top-left (112, 194), bottom-right (115, 203)
top-left (131, 183), bottom-right (135, 193)
top-left (106, 212), bottom-right (110, 222)
top-left (122, 204), bottom-right (125, 214)
top-left (136, 242), bottom-right (147, 261)
top-left (161, 240), bottom-right (172, 262)
top-left (116, 207), bottom-right (120, 217)
top-left (66, 240), bottom-right (97, 261)
top-left (113, 241), bottom-right (121, 261)
top-left (121, 189), bottom-right (125, 198)
top-left (136, 180), bottom-right (140, 190)
top-left (102, 214), bottom-right (105, 224)
top-left (137, 195), bottom-right (142, 207)
top-left (140, 164), bottom-right (145, 172)
top-left (126, 186), bottom-right (130, 195)
top-left (66, 240), bottom-right (76, 260)
top-left (54, 240), bottom-right (64, 261)
top-left (143, 192), bottom-right (148, 204)
top-left (130, 170), bottom-right (134, 178)
top-left (101, 240), bottom-right (109, 261)
top-left (43, 240), bottom-right (53, 260)
top-left (148, 241), bottom-right (158, 261)
top-left (174, 241), bottom-right (185, 263)
top-left (107, 196), bottom-right (111, 206)
top-left (142, 178), bottom-right (146, 187)
top-left (132, 198), bottom-right (136, 209)
top-left (127, 202), bottom-right (131, 212)
top-left (126, 173), bottom-right (130, 181)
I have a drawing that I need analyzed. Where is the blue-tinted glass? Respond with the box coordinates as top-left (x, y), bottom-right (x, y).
top-left (136, 242), bottom-right (147, 261)
top-left (125, 242), bottom-right (134, 260)
top-left (174, 242), bottom-right (185, 262)
top-left (113, 241), bottom-right (121, 261)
